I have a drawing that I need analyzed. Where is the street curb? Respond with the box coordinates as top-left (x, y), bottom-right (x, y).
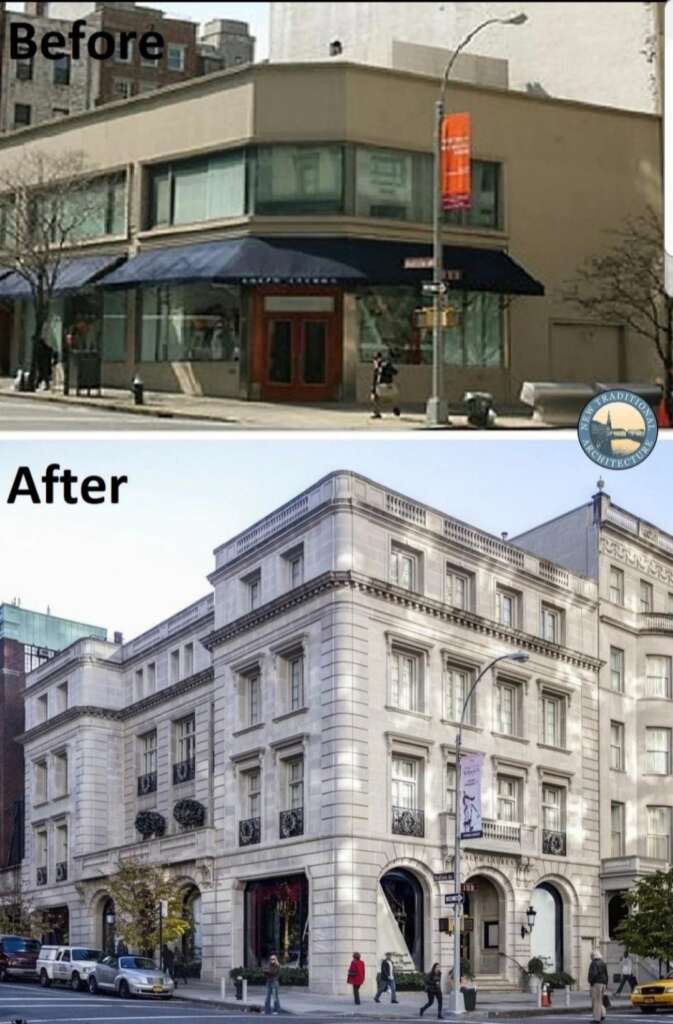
top-left (0, 388), bottom-right (240, 425)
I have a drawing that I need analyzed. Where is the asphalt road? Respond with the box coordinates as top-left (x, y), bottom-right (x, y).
top-left (0, 397), bottom-right (226, 432)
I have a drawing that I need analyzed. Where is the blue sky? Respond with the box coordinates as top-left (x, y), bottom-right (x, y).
top-left (7, 2), bottom-right (271, 57)
top-left (0, 437), bottom-right (670, 640)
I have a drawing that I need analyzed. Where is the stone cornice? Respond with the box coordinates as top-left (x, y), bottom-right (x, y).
top-left (17, 668), bottom-right (214, 745)
top-left (24, 653), bottom-right (118, 696)
top-left (204, 570), bottom-right (602, 671)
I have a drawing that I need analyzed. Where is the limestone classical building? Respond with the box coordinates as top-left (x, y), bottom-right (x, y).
top-left (514, 484), bottom-right (673, 984)
top-left (17, 472), bottom-right (606, 993)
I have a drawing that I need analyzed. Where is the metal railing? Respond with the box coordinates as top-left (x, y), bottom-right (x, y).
top-left (55, 861), bottom-right (67, 882)
top-left (36, 866), bottom-right (47, 886)
top-left (392, 806), bottom-right (425, 838)
top-left (137, 771), bottom-right (157, 796)
top-left (239, 817), bottom-right (261, 847)
top-left (542, 829), bottom-right (567, 856)
top-left (173, 759), bottom-right (195, 785)
top-left (279, 807), bottom-right (304, 839)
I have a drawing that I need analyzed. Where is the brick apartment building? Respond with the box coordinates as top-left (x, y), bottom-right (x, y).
top-left (0, 1), bottom-right (254, 131)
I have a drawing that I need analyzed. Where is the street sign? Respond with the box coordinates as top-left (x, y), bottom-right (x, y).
top-left (434, 872), bottom-right (455, 882)
top-left (422, 281), bottom-right (447, 295)
top-left (444, 893), bottom-right (464, 906)
top-left (404, 257), bottom-right (434, 269)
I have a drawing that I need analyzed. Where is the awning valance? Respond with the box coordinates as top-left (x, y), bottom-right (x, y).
top-left (0, 255), bottom-right (125, 300)
top-left (99, 237), bottom-right (544, 296)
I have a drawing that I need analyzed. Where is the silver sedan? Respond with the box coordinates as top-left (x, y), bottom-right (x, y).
top-left (88, 955), bottom-right (175, 999)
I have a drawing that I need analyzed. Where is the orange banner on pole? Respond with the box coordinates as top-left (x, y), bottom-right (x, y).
top-left (441, 112), bottom-right (471, 211)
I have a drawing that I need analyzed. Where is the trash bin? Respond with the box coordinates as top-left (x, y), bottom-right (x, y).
top-left (461, 985), bottom-right (477, 1011)
top-left (132, 374), bottom-right (144, 405)
top-left (463, 391), bottom-right (496, 429)
top-left (69, 350), bottom-right (102, 396)
top-left (234, 975), bottom-right (244, 1000)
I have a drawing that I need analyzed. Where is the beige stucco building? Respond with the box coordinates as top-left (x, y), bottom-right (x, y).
top-left (0, 60), bottom-right (661, 406)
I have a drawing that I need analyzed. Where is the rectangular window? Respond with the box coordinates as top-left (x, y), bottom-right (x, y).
top-left (142, 731), bottom-right (157, 776)
top-left (246, 572), bottom-right (261, 611)
top-left (286, 651), bottom-right (305, 711)
top-left (16, 58), bottom-right (33, 81)
top-left (646, 655), bottom-right (672, 699)
top-left (640, 580), bottom-right (654, 613)
top-left (354, 146), bottom-right (428, 221)
top-left (112, 79), bottom-right (132, 99)
top-left (446, 763), bottom-right (456, 814)
top-left (541, 693), bottom-right (565, 747)
top-left (446, 566), bottom-right (472, 610)
top-left (36, 693), bottom-right (49, 723)
top-left (246, 767), bottom-right (261, 818)
top-left (167, 44), bottom-right (186, 71)
top-left (53, 54), bottom-right (71, 85)
top-left (391, 543), bottom-right (418, 591)
top-left (36, 830), bottom-right (47, 868)
top-left (647, 805), bottom-right (671, 860)
top-left (135, 669), bottom-right (144, 702)
top-left (392, 756), bottom-right (417, 810)
top-left (610, 647), bottom-right (625, 692)
top-left (53, 752), bottom-right (67, 798)
top-left (114, 34), bottom-right (134, 63)
top-left (609, 566), bottom-right (625, 605)
top-left (183, 643), bottom-right (194, 677)
top-left (611, 801), bottom-right (625, 857)
top-left (25, 645), bottom-right (55, 674)
top-left (283, 546), bottom-right (304, 589)
top-left (495, 680), bottom-right (520, 736)
top-left (247, 671), bottom-right (261, 727)
top-left (170, 649), bottom-right (180, 683)
top-left (55, 823), bottom-right (68, 864)
top-left (541, 605), bottom-right (563, 644)
top-left (147, 662), bottom-right (156, 694)
top-left (255, 144), bottom-right (344, 216)
top-left (287, 756), bottom-right (304, 809)
top-left (610, 721), bottom-right (625, 770)
top-left (148, 150), bottom-right (246, 228)
top-left (496, 586), bottom-right (519, 628)
top-left (34, 760), bottom-right (47, 803)
top-left (14, 103), bottom-right (31, 127)
top-left (541, 784), bottom-right (564, 832)
top-left (55, 682), bottom-right (68, 715)
top-left (444, 664), bottom-right (474, 724)
top-left (176, 715), bottom-right (195, 765)
top-left (497, 775), bottom-right (520, 823)
top-left (646, 728), bottom-right (671, 774)
top-left (390, 649), bottom-right (422, 712)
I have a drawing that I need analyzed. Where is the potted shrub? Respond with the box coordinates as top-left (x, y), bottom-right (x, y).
top-left (527, 957), bottom-right (545, 995)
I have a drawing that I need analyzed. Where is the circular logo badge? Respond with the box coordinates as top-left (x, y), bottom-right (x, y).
top-left (578, 390), bottom-right (658, 470)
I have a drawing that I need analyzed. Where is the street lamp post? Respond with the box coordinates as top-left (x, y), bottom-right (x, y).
top-left (426, 13), bottom-right (527, 427)
top-left (451, 650), bottom-right (529, 1013)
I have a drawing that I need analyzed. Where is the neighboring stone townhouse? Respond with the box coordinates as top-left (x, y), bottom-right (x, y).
top-left (18, 472), bottom-right (605, 994)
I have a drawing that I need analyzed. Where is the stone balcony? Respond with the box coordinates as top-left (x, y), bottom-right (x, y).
top-left (640, 613), bottom-right (673, 635)
top-left (76, 826), bottom-right (217, 881)
top-left (440, 814), bottom-right (537, 855)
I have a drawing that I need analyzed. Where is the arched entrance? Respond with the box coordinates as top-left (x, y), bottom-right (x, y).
top-left (461, 876), bottom-right (504, 978)
top-left (181, 885), bottom-right (202, 977)
top-left (531, 883), bottom-right (564, 972)
top-left (101, 898), bottom-right (116, 955)
top-left (379, 868), bottom-right (424, 970)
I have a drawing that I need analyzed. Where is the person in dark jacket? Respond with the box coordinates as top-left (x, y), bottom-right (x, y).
top-left (370, 351), bottom-right (400, 419)
top-left (374, 953), bottom-right (399, 1003)
top-left (264, 954), bottom-right (282, 1015)
top-left (588, 950), bottom-right (609, 1023)
top-left (347, 952), bottom-right (365, 1005)
top-left (35, 337), bottom-right (55, 391)
top-left (420, 963), bottom-right (443, 1018)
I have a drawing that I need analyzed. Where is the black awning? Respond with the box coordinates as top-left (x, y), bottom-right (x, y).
top-left (99, 236), bottom-right (544, 296)
top-left (0, 255), bottom-right (126, 300)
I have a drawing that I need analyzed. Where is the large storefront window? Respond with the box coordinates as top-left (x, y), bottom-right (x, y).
top-left (140, 283), bottom-right (241, 362)
top-left (102, 291), bottom-right (128, 361)
top-left (244, 874), bottom-right (308, 969)
top-left (354, 147), bottom-right (432, 222)
top-left (444, 292), bottom-right (504, 367)
top-left (21, 290), bottom-right (108, 366)
top-left (254, 145), bottom-right (344, 216)
top-left (357, 286), bottom-right (431, 365)
top-left (149, 151), bottom-right (246, 228)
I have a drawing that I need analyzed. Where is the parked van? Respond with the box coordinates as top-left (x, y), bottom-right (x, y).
top-left (37, 945), bottom-right (102, 990)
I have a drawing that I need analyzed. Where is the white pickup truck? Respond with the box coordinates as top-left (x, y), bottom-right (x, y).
top-left (37, 945), bottom-right (103, 990)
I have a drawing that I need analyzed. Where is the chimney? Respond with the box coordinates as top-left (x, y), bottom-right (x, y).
top-left (113, 631), bottom-right (123, 645)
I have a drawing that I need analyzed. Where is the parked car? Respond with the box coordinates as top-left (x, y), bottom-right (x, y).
top-left (37, 945), bottom-right (103, 990)
top-left (0, 935), bottom-right (41, 982)
top-left (631, 975), bottom-right (673, 1013)
top-left (88, 955), bottom-right (174, 999)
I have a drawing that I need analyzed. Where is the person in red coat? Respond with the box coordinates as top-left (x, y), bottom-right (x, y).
top-left (347, 952), bottom-right (366, 1004)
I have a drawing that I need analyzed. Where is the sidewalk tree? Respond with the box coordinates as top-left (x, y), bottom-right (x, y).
top-left (0, 149), bottom-right (110, 386)
top-left (616, 868), bottom-right (673, 974)
top-left (0, 895), bottom-right (48, 938)
top-left (563, 206), bottom-right (672, 418)
top-left (107, 857), bottom-right (191, 957)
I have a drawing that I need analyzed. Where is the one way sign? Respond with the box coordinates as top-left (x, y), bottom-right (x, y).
top-left (444, 893), bottom-right (464, 906)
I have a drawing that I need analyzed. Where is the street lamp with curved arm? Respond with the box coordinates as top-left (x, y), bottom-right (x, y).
top-left (427, 12), bottom-right (527, 427)
top-left (450, 649), bottom-right (529, 1014)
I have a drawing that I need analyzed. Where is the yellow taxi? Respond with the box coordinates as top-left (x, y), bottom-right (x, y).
top-left (631, 976), bottom-right (673, 1013)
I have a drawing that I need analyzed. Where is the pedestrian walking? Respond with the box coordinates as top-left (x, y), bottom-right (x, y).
top-left (615, 951), bottom-right (637, 995)
top-left (370, 351), bottom-right (400, 419)
top-left (264, 953), bottom-right (282, 1015)
top-left (347, 951), bottom-right (365, 1005)
top-left (34, 337), bottom-right (55, 391)
top-left (374, 952), bottom-right (399, 1003)
top-left (420, 963), bottom-right (443, 1019)
top-left (588, 950), bottom-right (609, 1023)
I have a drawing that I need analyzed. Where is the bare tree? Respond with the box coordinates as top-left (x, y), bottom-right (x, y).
top-left (563, 207), bottom-right (671, 419)
top-left (0, 149), bottom-right (110, 387)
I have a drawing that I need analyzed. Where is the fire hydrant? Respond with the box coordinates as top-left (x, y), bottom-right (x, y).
top-left (541, 984), bottom-right (552, 1007)
top-left (131, 374), bottom-right (144, 405)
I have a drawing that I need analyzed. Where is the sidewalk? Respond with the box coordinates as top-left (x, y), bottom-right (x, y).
top-left (0, 378), bottom-right (548, 431)
top-left (171, 981), bottom-right (634, 1017)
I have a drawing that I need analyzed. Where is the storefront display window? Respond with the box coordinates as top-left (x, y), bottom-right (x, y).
top-left (140, 283), bottom-right (241, 362)
top-left (357, 286), bottom-right (431, 365)
top-left (444, 292), bottom-right (503, 367)
top-left (102, 291), bottom-right (128, 361)
top-left (244, 874), bottom-right (308, 969)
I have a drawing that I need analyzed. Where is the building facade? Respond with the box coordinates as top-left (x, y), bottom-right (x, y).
top-left (16, 472), bottom-right (606, 992)
top-left (514, 486), bottom-right (673, 983)
top-left (0, 61), bottom-right (660, 407)
top-left (269, 2), bottom-right (663, 114)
